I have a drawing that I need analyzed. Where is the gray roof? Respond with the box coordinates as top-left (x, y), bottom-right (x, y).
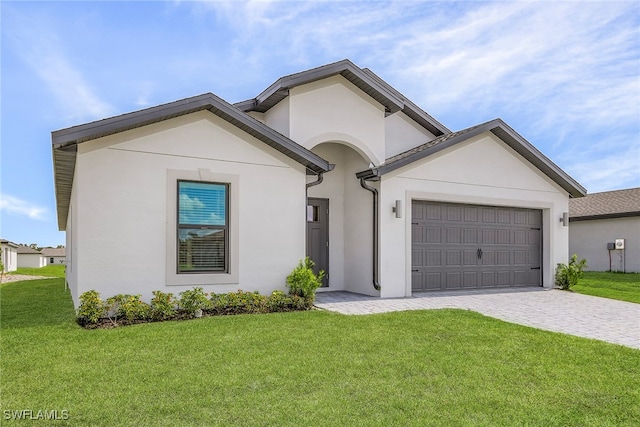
top-left (16, 245), bottom-right (42, 255)
top-left (356, 119), bottom-right (587, 198)
top-left (1, 239), bottom-right (19, 248)
top-left (41, 247), bottom-right (66, 257)
top-left (569, 187), bottom-right (640, 221)
top-left (52, 93), bottom-right (332, 230)
top-left (235, 59), bottom-right (450, 137)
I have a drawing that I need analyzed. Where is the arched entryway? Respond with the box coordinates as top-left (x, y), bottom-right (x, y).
top-left (306, 142), bottom-right (380, 296)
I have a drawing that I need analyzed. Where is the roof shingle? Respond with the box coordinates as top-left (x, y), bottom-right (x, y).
top-left (569, 187), bottom-right (640, 220)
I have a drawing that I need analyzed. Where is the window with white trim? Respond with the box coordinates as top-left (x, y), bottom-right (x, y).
top-left (177, 180), bottom-right (229, 273)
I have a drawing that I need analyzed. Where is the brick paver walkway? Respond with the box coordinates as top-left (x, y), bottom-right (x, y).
top-left (315, 288), bottom-right (640, 349)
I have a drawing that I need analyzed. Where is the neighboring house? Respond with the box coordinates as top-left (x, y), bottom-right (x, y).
top-left (52, 59), bottom-right (586, 308)
top-left (41, 247), bottom-right (66, 266)
top-left (569, 187), bottom-right (640, 272)
top-left (1, 239), bottom-right (19, 273)
top-left (16, 245), bottom-right (46, 268)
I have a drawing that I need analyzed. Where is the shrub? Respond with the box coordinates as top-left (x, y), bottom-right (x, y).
top-left (150, 291), bottom-right (177, 321)
top-left (286, 257), bottom-right (324, 303)
top-left (267, 290), bottom-right (291, 312)
top-left (210, 290), bottom-right (268, 315)
top-left (556, 254), bottom-right (588, 290)
top-left (106, 294), bottom-right (151, 323)
top-left (179, 287), bottom-right (211, 317)
top-left (77, 290), bottom-right (105, 325)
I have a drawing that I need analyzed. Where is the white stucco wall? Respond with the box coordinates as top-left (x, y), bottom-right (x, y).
top-left (67, 111), bottom-right (307, 307)
top-left (46, 256), bottom-right (66, 265)
top-left (378, 132), bottom-right (571, 297)
top-left (384, 112), bottom-right (437, 159)
top-left (289, 75), bottom-right (387, 166)
top-left (569, 217), bottom-right (640, 272)
top-left (307, 143), bottom-right (376, 295)
top-left (1, 244), bottom-right (18, 273)
top-left (17, 253), bottom-right (46, 268)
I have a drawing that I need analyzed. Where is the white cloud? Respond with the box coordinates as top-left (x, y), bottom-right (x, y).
top-left (0, 194), bottom-right (48, 221)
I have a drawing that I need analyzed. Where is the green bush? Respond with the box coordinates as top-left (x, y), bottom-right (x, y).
top-left (179, 287), bottom-right (211, 317)
top-left (210, 290), bottom-right (268, 315)
top-left (556, 254), bottom-right (588, 290)
top-left (106, 294), bottom-right (151, 323)
top-left (77, 290), bottom-right (105, 325)
top-left (286, 257), bottom-right (324, 303)
top-left (150, 291), bottom-right (177, 321)
top-left (76, 285), bottom-right (316, 328)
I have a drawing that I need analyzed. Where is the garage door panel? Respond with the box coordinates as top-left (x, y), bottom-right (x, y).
top-left (446, 272), bottom-right (461, 289)
top-left (463, 228), bottom-right (478, 244)
top-left (482, 229), bottom-right (496, 244)
top-left (412, 249), bottom-right (423, 267)
top-left (426, 250), bottom-right (441, 266)
top-left (482, 271), bottom-right (496, 287)
top-left (497, 229), bottom-right (510, 244)
top-left (446, 250), bottom-right (462, 267)
top-left (412, 201), bottom-right (541, 292)
top-left (497, 251), bottom-right (510, 265)
top-left (497, 271), bottom-right (510, 286)
top-left (426, 227), bottom-right (441, 243)
top-left (426, 273), bottom-right (442, 290)
top-left (464, 207), bottom-right (479, 222)
top-left (514, 229), bottom-right (527, 245)
top-left (463, 250), bottom-right (478, 266)
top-left (447, 228), bottom-right (462, 243)
top-left (498, 209), bottom-right (511, 223)
top-left (463, 271), bottom-right (478, 288)
top-left (426, 204), bottom-right (442, 220)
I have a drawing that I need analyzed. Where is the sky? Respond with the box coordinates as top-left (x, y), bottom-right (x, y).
top-left (1, 0), bottom-right (639, 248)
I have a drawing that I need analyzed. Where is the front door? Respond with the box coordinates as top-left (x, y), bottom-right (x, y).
top-left (306, 197), bottom-right (329, 287)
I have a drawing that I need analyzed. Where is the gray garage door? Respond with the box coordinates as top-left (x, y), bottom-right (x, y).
top-left (412, 201), bottom-right (541, 292)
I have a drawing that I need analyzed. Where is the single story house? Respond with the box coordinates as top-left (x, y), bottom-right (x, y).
top-left (569, 187), bottom-right (639, 272)
top-left (1, 239), bottom-right (18, 273)
top-left (52, 59), bottom-right (586, 308)
top-left (16, 245), bottom-right (47, 268)
top-left (41, 247), bottom-right (66, 266)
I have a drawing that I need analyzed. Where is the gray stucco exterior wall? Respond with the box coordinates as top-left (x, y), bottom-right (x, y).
top-left (569, 217), bottom-right (640, 272)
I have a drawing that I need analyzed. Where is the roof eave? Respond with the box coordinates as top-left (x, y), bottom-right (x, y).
top-left (358, 119), bottom-right (587, 198)
top-left (242, 59), bottom-right (406, 116)
top-left (52, 93), bottom-right (332, 230)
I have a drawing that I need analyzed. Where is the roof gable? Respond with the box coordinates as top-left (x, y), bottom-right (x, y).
top-left (52, 93), bottom-right (332, 230)
top-left (356, 118), bottom-right (587, 198)
top-left (235, 59), bottom-right (450, 137)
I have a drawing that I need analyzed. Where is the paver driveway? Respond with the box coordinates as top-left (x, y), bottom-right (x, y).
top-left (315, 288), bottom-right (640, 349)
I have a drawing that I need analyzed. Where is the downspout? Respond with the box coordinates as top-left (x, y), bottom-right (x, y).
top-left (359, 178), bottom-right (381, 291)
top-left (305, 173), bottom-right (324, 191)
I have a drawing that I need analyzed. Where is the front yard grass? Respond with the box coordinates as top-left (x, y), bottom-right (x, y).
top-left (572, 271), bottom-right (640, 304)
top-left (10, 264), bottom-right (66, 278)
top-left (1, 279), bottom-right (639, 426)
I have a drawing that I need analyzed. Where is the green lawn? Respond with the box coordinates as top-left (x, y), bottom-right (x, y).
top-left (8, 264), bottom-right (66, 279)
top-left (572, 272), bottom-right (640, 304)
top-left (1, 279), bottom-right (639, 426)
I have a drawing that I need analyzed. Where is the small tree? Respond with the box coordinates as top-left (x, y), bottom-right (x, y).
top-left (286, 257), bottom-right (324, 305)
top-left (555, 254), bottom-right (587, 290)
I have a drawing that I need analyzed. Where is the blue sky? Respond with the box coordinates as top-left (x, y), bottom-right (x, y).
top-left (1, 0), bottom-right (639, 247)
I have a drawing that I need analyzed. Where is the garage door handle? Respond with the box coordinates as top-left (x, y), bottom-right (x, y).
top-left (477, 248), bottom-right (483, 259)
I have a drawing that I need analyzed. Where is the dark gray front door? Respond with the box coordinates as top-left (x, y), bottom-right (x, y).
top-left (307, 198), bottom-right (329, 287)
top-left (412, 201), bottom-right (541, 292)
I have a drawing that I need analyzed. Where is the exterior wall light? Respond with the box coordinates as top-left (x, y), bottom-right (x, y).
top-left (560, 212), bottom-right (568, 227)
top-left (392, 200), bottom-right (403, 218)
